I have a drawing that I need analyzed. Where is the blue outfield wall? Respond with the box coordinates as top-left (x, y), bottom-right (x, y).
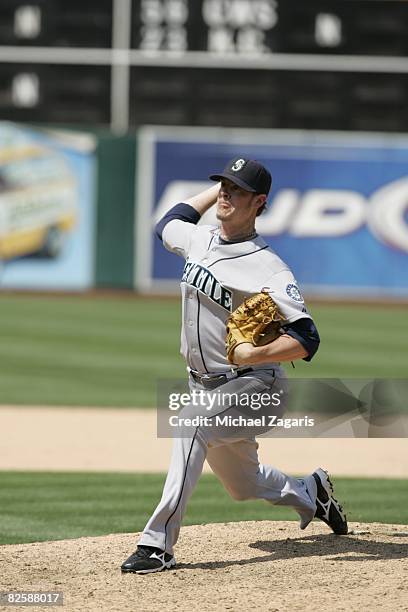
top-left (135, 127), bottom-right (408, 298)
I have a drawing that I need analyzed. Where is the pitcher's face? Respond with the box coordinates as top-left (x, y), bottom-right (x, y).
top-left (216, 179), bottom-right (265, 225)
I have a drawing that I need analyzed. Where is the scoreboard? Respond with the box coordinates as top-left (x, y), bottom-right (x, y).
top-left (0, 0), bottom-right (407, 131)
top-left (132, 0), bottom-right (408, 56)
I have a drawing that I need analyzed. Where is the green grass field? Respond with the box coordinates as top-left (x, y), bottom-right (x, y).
top-left (0, 471), bottom-right (407, 545)
top-left (0, 295), bottom-right (407, 407)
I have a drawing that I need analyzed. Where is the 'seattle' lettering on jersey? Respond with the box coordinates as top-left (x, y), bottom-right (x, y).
top-left (181, 261), bottom-right (233, 311)
top-left (162, 219), bottom-right (311, 374)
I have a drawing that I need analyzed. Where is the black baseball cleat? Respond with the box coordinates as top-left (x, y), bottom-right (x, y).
top-left (312, 468), bottom-right (348, 535)
top-left (121, 545), bottom-right (176, 574)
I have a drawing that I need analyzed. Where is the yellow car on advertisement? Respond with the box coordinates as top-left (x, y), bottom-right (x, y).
top-left (0, 130), bottom-right (77, 260)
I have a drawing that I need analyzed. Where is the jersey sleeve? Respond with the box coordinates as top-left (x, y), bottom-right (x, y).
top-left (161, 219), bottom-right (198, 259)
top-left (264, 269), bottom-right (311, 324)
top-left (282, 317), bottom-right (320, 361)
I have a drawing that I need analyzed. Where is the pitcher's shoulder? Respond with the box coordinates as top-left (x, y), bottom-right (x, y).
top-left (255, 237), bottom-right (290, 274)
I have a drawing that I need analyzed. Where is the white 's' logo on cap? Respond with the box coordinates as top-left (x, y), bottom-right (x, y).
top-left (231, 159), bottom-right (246, 172)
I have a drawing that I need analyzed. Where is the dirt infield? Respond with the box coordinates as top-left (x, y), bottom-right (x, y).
top-left (0, 521), bottom-right (407, 612)
top-left (1, 406), bottom-right (407, 611)
top-left (1, 406), bottom-right (407, 476)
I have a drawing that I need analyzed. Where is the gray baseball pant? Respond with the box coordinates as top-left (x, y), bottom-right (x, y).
top-left (138, 369), bottom-right (317, 555)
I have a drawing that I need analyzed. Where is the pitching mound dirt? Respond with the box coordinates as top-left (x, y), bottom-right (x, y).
top-left (1, 521), bottom-right (407, 612)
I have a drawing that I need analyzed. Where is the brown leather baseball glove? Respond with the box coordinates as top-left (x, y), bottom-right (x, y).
top-left (225, 292), bottom-right (284, 364)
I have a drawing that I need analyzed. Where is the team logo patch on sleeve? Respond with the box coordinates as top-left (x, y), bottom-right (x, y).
top-left (286, 283), bottom-right (304, 303)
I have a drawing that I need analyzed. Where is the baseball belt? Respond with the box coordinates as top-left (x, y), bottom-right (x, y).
top-left (189, 367), bottom-right (275, 387)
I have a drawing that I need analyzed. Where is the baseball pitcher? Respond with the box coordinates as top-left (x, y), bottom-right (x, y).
top-left (122, 157), bottom-right (347, 574)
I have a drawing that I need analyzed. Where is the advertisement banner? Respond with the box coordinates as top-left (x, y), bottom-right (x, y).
top-left (0, 122), bottom-right (96, 290)
top-left (136, 127), bottom-right (408, 297)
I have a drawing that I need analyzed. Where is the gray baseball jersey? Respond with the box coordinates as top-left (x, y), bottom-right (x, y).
top-left (162, 219), bottom-right (311, 373)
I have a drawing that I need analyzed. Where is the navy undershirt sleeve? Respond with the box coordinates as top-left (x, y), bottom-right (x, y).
top-left (282, 318), bottom-right (320, 362)
top-left (155, 203), bottom-right (201, 241)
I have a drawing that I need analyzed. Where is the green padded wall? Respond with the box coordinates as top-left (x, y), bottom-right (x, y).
top-left (95, 133), bottom-right (136, 288)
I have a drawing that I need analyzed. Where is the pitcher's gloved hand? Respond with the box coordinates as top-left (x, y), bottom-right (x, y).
top-left (225, 291), bottom-right (284, 364)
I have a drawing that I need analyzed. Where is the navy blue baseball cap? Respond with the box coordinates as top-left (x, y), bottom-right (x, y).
top-left (209, 157), bottom-right (272, 195)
